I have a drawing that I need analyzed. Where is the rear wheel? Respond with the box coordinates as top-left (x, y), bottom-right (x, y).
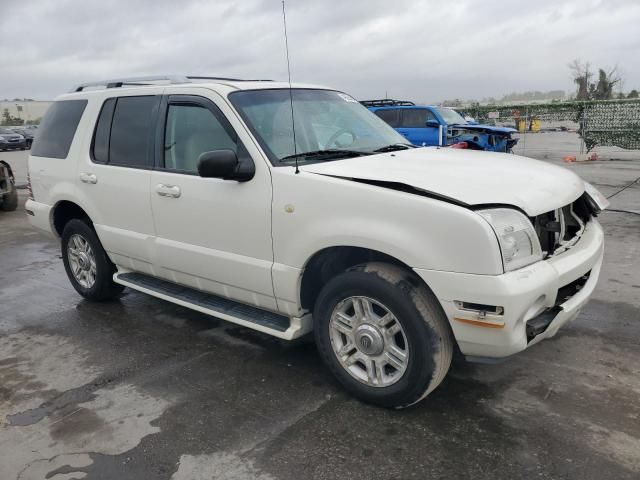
top-left (61, 219), bottom-right (124, 301)
top-left (314, 262), bottom-right (453, 408)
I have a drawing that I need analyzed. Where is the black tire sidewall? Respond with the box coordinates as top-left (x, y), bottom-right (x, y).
top-left (0, 185), bottom-right (18, 211)
top-left (61, 219), bottom-right (121, 301)
top-left (314, 269), bottom-right (441, 408)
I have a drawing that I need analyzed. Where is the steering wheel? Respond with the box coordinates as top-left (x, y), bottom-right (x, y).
top-left (325, 128), bottom-right (356, 149)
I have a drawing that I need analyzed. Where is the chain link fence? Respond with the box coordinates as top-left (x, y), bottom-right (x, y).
top-left (467, 99), bottom-right (640, 161)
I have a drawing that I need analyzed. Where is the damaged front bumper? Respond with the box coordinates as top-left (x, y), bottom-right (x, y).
top-left (447, 125), bottom-right (518, 152)
top-left (414, 218), bottom-right (604, 359)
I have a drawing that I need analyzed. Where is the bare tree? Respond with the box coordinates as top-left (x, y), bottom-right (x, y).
top-left (593, 66), bottom-right (621, 100)
top-left (569, 59), bottom-right (622, 100)
top-left (569, 59), bottom-right (592, 100)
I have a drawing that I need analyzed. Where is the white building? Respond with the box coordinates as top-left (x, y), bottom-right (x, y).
top-left (0, 100), bottom-right (52, 124)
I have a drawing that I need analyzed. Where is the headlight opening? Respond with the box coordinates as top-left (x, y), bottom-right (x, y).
top-left (478, 208), bottom-right (543, 272)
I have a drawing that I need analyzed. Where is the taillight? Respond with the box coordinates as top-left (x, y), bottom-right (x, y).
top-left (449, 142), bottom-right (468, 149)
top-left (27, 172), bottom-right (34, 200)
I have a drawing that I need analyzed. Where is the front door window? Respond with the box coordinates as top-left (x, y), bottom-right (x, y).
top-left (164, 104), bottom-right (237, 173)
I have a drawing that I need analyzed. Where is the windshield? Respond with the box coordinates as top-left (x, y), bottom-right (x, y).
top-left (0, 127), bottom-right (13, 134)
top-left (229, 89), bottom-right (408, 165)
top-left (434, 107), bottom-right (467, 125)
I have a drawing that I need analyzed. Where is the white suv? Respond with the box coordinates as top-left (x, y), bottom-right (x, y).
top-left (26, 76), bottom-right (607, 408)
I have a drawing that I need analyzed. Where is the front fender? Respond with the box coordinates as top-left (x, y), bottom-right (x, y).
top-left (272, 169), bottom-right (503, 275)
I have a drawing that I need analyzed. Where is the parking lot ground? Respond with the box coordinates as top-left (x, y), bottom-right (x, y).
top-left (1, 154), bottom-right (639, 479)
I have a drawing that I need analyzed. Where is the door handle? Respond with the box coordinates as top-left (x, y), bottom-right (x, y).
top-left (79, 172), bottom-right (97, 184)
top-left (155, 184), bottom-right (181, 198)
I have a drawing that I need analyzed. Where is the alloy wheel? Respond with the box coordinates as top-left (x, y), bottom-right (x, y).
top-left (329, 296), bottom-right (409, 387)
top-left (67, 233), bottom-right (97, 289)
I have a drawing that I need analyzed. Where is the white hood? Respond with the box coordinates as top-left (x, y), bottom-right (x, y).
top-left (301, 147), bottom-right (585, 216)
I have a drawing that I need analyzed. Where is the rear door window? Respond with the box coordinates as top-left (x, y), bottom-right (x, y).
top-left (400, 109), bottom-right (437, 128)
top-left (109, 96), bottom-right (159, 168)
top-left (31, 100), bottom-right (87, 158)
top-left (374, 108), bottom-right (401, 127)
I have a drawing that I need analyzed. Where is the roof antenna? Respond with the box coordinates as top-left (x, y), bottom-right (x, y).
top-left (281, 0), bottom-right (299, 174)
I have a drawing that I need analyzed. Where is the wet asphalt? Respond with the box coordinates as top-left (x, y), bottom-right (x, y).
top-left (0, 145), bottom-right (639, 479)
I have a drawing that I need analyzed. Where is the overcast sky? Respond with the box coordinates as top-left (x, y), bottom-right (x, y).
top-left (2, 0), bottom-right (639, 102)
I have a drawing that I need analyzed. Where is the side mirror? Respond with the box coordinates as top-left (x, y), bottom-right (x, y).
top-left (426, 119), bottom-right (440, 128)
top-left (197, 150), bottom-right (254, 181)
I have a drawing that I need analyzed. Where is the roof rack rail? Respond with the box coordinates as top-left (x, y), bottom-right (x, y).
top-left (187, 76), bottom-right (274, 82)
top-left (72, 75), bottom-right (188, 92)
top-left (71, 75), bottom-right (273, 92)
top-left (360, 99), bottom-right (416, 107)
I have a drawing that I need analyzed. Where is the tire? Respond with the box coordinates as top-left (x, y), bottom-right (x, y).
top-left (61, 219), bottom-right (125, 301)
top-left (314, 262), bottom-right (453, 409)
top-left (0, 184), bottom-right (18, 211)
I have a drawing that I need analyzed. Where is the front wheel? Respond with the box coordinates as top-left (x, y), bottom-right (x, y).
top-left (61, 219), bottom-right (125, 301)
top-left (314, 262), bottom-right (453, 408)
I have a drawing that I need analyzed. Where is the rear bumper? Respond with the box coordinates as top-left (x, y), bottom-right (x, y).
top-left (25, 199), bottom-right (55, 237)
top-left (415, 219), bottom-right (604, 358)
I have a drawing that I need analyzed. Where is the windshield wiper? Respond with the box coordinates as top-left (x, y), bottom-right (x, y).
top-left (279, 149), bottom-right (370, 163)
top-left (373, 143), bottom-right (415, 153)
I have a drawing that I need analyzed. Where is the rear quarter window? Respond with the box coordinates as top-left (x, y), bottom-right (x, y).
top-left (31, 100), bottom-right (88, 159)
top-left (91, 98), bottom-right (117, 164)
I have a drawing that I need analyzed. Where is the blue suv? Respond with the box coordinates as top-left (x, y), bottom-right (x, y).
top-left (362, 99), bottom-right (518, 153)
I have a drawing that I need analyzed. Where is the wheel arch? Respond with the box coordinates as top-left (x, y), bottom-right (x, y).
top-left (299, 246), bottom-right (421, 311)
top-left (298, 246), bottom-right (461, 355)
top-left (52, 200), bottom-right (93, 238)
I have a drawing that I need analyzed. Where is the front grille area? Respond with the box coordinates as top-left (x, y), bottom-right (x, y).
top-left (532, 193), bottom-right (597, 257)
